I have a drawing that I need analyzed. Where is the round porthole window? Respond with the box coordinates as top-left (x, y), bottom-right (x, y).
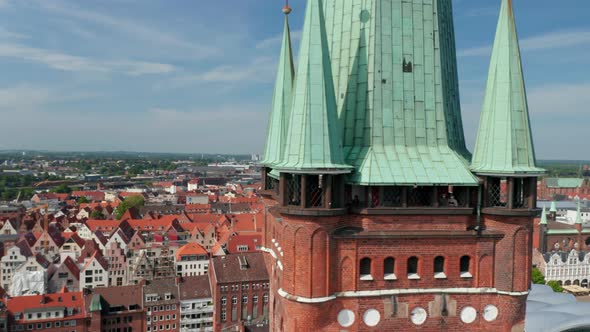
top-left (337, 309), bottom-right (355, 328)
top-left (460, 306), bottom-right (477, 324)
top-left (410, 307), bottom-right (427, 325)
top-left (363, 309), bottom-right (381, 327)
top-left (483, 304), bottom-right (499, 322)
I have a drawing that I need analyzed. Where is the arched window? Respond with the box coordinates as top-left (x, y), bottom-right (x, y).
top-left (384, 257), bottom-right (396, 279)
top-left (360, 258), bottom-right (372, 280)
top-left (434, 256), bottom-right (446, 278)
top-left (408, 257), bottom-right (419, 279)
top-left (460, 256), bottom-right (472, 277)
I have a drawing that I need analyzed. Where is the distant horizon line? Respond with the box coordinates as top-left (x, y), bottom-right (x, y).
top-left (0, 149), bottom-right (259, 157)
top-left (0, 149), bottom-right (587, 164)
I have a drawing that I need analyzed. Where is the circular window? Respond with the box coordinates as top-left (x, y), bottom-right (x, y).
top-left (410, 307), bottom-right (427, 326)
top-left (337, 309), bottom-right (355, 328)
top-left (363, 309), bottom-right (381, 327)
top-left (483, 304), bottom-right (499, 322)
top-left (460, 306), bottom-right (477, 324)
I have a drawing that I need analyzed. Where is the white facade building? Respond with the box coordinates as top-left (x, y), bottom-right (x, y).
top-left (542, 249), bottom-right (590, 287)
top-left (0, 246), bottom-right (26, 290)
top-left (179, 276), bottom-right (213, 332)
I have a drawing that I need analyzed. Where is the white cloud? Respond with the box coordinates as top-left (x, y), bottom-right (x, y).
top-left (527, 83), bottom-right (590, 115)
top-left (459, 30), bottom-right (590, 57)
top-left (256, 29), bottom-right (301, 49)
top-left (0, 84), bottom-right (97, 111)
top-left (175, 56), bottom-right (277, 85)
top-left (36, 0), bottom-right (219, 59)
top-left (0, 27), bottom-right (27, 39)
top-left (0, 42), bottom-right (175, 75)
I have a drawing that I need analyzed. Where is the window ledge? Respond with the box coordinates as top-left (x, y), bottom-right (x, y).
top-left (384, 274), bottom-right (397, 281)
top-left (408, 273), bottom-right (421, 280)
top-left (460, 272), bottom-right (473, 278)
top-left (434, 272), bottom-right (447, 279)
top-left (360, 274), bottom-right (374, 281)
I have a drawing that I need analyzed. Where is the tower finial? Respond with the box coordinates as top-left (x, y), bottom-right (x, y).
top-left (282, 0), bottom-right (292, 15)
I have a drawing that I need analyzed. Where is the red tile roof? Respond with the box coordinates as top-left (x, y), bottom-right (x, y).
top-left (176, 242), bottom-right (208, 260)
top-left (226, 233), bottom-right (263, 254)
top-left (4, 290), bottom-right (86, 322)
top-left (62, 256), bottom-right (81, 281)
top-left (85, 219), bottom-right (121, 232)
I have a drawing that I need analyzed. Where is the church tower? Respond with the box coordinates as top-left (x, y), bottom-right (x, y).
top-left (261, 0), bottom-right (543, 330)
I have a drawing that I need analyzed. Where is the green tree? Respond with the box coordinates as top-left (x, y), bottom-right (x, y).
top-left (546, 280), bottom-right (564, 293)
top-left (115, 195), bottom-right (145, 219)
top-left (90, 210), bottom-right (105, 220)
top-left (532, 267), bottom-right (546, 284)
top-left (52, 184), bottom-right (72, 194)
top-left (77, 196), bottom-right (90, 204)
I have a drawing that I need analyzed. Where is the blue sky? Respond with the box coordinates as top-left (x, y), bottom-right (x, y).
top-left (0, 0), bottom-right (588, 159)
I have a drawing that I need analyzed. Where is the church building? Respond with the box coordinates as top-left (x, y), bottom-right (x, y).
top-left (260, 0), bottom-right (543, 330)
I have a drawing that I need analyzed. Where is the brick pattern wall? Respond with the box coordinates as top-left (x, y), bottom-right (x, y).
top-left (264, 198), bottom-right (535, 331)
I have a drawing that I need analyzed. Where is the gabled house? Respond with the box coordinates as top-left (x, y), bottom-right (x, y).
top-left (128, 250), bottom-right (154, 285)
top-left (66, 222), bottom-right (93, 239)
top-left (48, 256), bottom-right (80, 293)
top-left (59, 233), bottom-right (85, 260)
top-left (0, 241), bottom-right (29, 290)
top-left (11, 253), bottom-right (52, 296)
top-left (0, 219), bottom-right (19, 235)
top-left (105, 241), bottom-right (128, 287)
top-left (79, 251), bottom-right (108, 289)
top-left (31, 227), bottom-right (64, 260)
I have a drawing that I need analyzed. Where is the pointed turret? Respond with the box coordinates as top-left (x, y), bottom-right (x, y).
top-left (540, 206), bottom-right (547, 225)
top-left (475, 0), bottom-right (544, 213)
top-left (576, 200), bottom-right (582, 225)
top-left (260, 8), bottom-right (295, 167)
top-left (550, 201), bottom-right (557, 213)
top-left (471, 0), bottom-right (544, 175)
top-left (275, 0), bottom-right (351, 173)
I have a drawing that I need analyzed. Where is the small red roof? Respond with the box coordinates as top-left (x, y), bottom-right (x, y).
top-left (4, 290), bottom-right (86, 322)
top-left (176, 242), bottom-right (208, 260)
top-left (85, 219), bottom-right (121, 232)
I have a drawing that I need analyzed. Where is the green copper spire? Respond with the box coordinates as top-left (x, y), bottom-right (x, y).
top-left (275, 0), bottom-right (352, 174)
top-left (576, 200), bottom-right (582, 224)
top-left (550, 201), bottom-right (557, 213)
top-left (260, 10), bottom-right (295, 167)
top-left (540, 206), bottom-right (547, 225)
top-left (471, 0), bottom-right (544, 176)
top-left (319, 0), bottom-right (477, 185)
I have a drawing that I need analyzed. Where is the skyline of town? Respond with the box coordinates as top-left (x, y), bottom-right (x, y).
top-left (0, 0), bottom-right (588, 158)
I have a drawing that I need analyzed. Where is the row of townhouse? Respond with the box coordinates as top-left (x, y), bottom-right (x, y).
top-left (0, 275), bottom-right (216, 332)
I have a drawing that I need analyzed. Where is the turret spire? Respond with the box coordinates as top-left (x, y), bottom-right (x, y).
top-left (540, 206), bottom-right (547, 225)
top-left (471, 0), bottom-right (544, 175)
top-left (275, 0), bottom-right (351, 173)
top-left (576, 200), bottom-right (583, 225)
top-left (260, 5), bottom-right (295, 167)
